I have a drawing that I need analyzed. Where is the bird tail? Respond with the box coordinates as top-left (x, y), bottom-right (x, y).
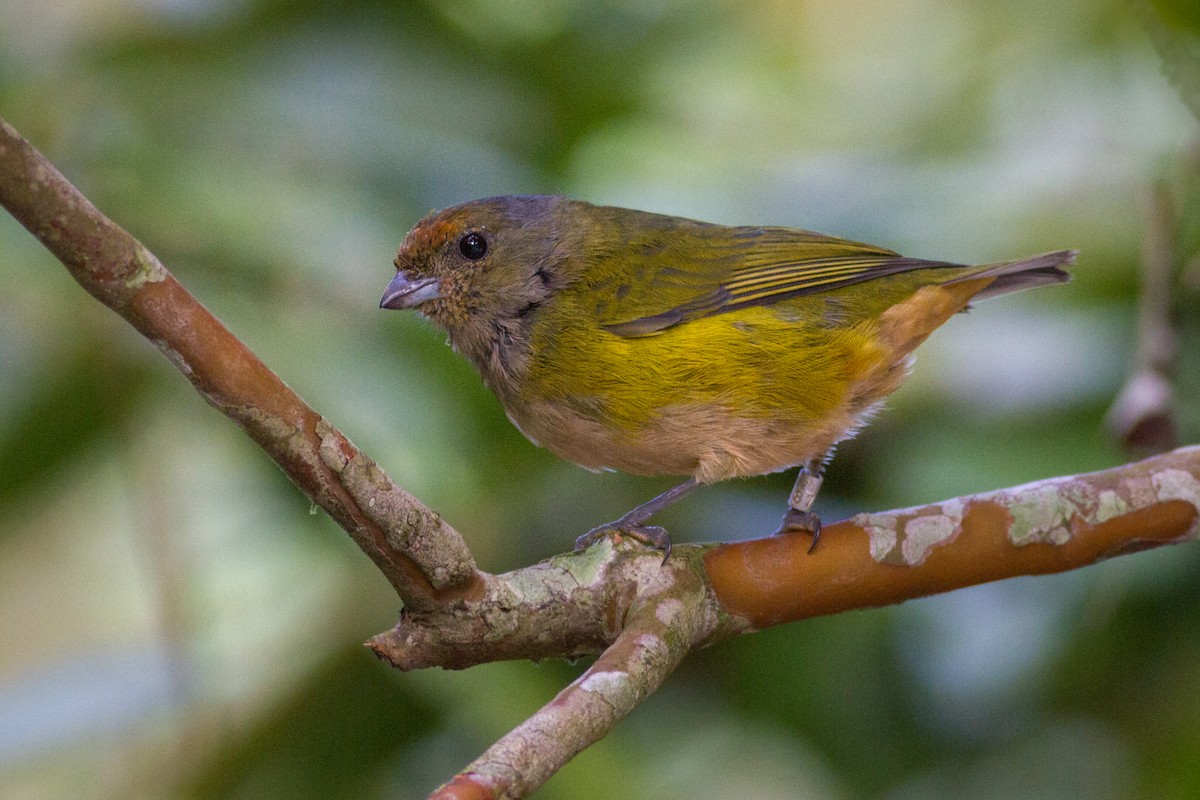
top-left (948, 250), bottom-right (1076, 300)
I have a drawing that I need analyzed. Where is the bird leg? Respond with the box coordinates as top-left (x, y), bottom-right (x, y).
top-left (775, 456), bottom-right (826, 552)
top-left (574, 477), bottom-right (700, 560)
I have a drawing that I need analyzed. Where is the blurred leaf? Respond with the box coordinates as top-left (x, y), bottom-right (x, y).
top-left (1134, 0), bottom-right (1200, 121)
top-left (717, 611), bottom-right (929, 797)
top-left (183, 646), bottom-right (438, 800)
top-left (1147, 0), bottom-right (1200, 34)
top-left (2, 0), bottom-right (1198, 797)
top-left (0, 340), bottom-right (153, 512)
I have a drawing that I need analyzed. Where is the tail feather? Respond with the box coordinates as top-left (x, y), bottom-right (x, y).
top-left (949, 249), bottom-right (1076, 300)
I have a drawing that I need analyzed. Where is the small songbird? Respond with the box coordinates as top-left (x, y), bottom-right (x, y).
top-left (381, 195), bottom-right (1074, 557)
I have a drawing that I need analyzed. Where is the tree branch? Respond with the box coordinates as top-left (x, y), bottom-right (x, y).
top-left (367, 446), bottom-right (1199, 676)
top-left (430, 557), bottom-right (709, 799)
top-left (381, 449), bottom-right (1198, 797)
top-left (1106, 164), bottom-right (1183, 453)
top-left (0, 113), bottom-right (479, 612)
top-left (4, 112), bottom-right (1199, 799)
top-left (706, 446), bottom-right (1200, 627)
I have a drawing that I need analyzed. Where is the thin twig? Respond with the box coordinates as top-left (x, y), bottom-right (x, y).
top-left (1106, 178), bottom-right (1179, 453)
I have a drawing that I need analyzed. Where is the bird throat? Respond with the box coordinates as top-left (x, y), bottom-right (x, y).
top-left (447, 312), bottom-right (535, 404)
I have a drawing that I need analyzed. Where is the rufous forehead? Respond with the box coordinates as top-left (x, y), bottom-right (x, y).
top-left (405, 212), bottom-right (468, 251)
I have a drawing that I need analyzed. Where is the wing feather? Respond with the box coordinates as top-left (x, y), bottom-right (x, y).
top-left (602, 244), bottom-right (963, 338)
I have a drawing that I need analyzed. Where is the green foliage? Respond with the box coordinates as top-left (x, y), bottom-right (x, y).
top-left (1, 0), bottom-right (1198, 798)
top-left (0, 340), bottom-right (154, 510)
top-left (184, 647), bottom-right (440, 800)
top-left (1135, 0), bottom-right (1200, 121)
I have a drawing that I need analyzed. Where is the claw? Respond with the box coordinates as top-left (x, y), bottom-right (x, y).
top-left (575, 523), bottom-right (672, 562)
top-left (776, 455), bottom-right (829, 554)
top-left (575, 478), bottom-right (697, 562)
top-left (775, 508), bottom-right (823, 554)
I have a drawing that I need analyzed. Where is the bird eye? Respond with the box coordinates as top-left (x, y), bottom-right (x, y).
top-left (459, 232), bottom-right (488, 260)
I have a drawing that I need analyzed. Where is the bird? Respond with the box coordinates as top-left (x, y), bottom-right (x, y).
top-left (380, 194), bottom-right (1074, 557)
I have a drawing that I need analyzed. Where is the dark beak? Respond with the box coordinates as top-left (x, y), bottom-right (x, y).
top-left (380, 272), bottom-right (441, 310)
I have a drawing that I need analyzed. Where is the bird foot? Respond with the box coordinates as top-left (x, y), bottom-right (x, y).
top-left (774, 508), bottom-right (823, 554)
top-left (575, 522), bottom-right (673, 561)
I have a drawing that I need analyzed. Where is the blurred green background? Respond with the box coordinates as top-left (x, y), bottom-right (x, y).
top-left (2, 1), bottom-right (1199, 798)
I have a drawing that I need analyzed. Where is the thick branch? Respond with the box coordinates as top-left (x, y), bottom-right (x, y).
top-left (0, 113), bottom-right (479, 610)
top-left (370, 448), bottom-right (1200, 799)
top-left (707, 445), bottom-right (1200, 627)
top-left (371, 447), bottom-right (1200, 673)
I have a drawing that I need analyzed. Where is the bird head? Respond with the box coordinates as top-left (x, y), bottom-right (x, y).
top-left (381, 195), bottom-right (576, 341)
